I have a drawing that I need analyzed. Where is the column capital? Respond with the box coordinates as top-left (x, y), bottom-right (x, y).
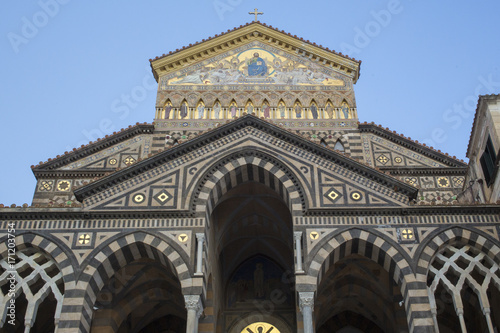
top-left (294, 231), bottom-right (303, 240)
top-left (298, 291), bottom-right (314, 312)
top-left (184, 295), bottom-right (202, 312)
top-left (196, 233), bottom-right (205, 242)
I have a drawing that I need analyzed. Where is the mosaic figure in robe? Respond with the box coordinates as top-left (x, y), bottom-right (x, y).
top-left (311, 104), bottom-right (318, 119)
top-left (263, 104), bottom-right (270, 118)
top-left (230, 104), bottom-right (237, 118)
top-left (214, 102), bottom-right (221, 119)
top-left (341, 102), bottom-right (349, 119)
top-left (164, 104), bottom-right (172, 119)
top-left (197, 104), bottom-right (205, 119)
top-left (279, 104), bottom-right (286, 118)
top-left (295, 104), bottom-right (302, 118)
top-left (247, 52), bottom-right (268, 77)
top-left (325, 103), bottom-right (334, 119)
top-left (180, 102), bottom-right (188, 119)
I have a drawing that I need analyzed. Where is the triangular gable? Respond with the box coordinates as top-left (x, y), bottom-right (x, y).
top-left (150, 22), bottom-right (361, 84)
top-left (31, 124), bottom-right (154, 176)
top-left (359, 123), bottom-right (467, 168)
top-left (75, 115), bottom-right (417, 213)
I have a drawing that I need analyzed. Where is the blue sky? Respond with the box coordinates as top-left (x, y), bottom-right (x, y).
top-left (1, 1), bottom-right (499, 205)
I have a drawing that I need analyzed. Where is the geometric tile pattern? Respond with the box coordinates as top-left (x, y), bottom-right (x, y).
top-left (82, 125), bottom-right (411, 210)
top-left (318, 169), bottom-right (406, 207)
top-left (367, 135), bottom-right (448, 168)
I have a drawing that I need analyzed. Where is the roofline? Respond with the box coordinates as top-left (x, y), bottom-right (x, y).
top-left (31, 123), bottom-right (154, 173)
top-left (74, 115), bottom-right (417, 202)
top-left (467, 94), bottom-right (500, 158)
top-left (359, 123), bottom-right (468, 167)
top-left (150, 21), bottom-right (361, 83)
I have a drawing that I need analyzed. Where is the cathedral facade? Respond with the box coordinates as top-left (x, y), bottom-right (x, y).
top-left (1, 22), bottom-right (500, 333)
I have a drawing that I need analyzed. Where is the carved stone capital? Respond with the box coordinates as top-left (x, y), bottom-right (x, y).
top-left (298, 292), bottom-right (314, 312)
top-left (294, 231), bottom-right (303, 241)
top-left (196, 233), bottom-right (205, 242)
top-left (184, 295), bottom-right (202, 312)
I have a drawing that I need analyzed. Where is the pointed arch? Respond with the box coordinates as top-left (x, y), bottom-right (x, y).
top-left (340, 99), bottom-right (350, 119)
top-left (163, 98), bottom-right (173, 119)
top-left (245, 99), bottom-right (254, 115)
top-left (212, 99), bottom-right (222, 119)
top-left (190, 150), bottom-right (307, 217)
top-left (229, 99), bottom-right (238, 118)
top-left (419, 227), bottom-right (500, 332)
top-left (196, 99), bottom-right (206, 119)
top-left (333, 140), bottom-right (345, 152)
top-left (293, 99), bottom-right (303, 119)
top-left (416, 226), bottom-right (500, 277)
top-left (323, 131), bottom-right (350, 155)
top-left (309, 99), bottom-right (319, 120)
top-left (0, 232), bottom-right (74, 332)
top-left (261, 98), bottom-right (271, 119)
top-left (179, 98), bottom-right (189, 120)
top-left (325, 99), bottom-right (335, 119)
top-left (277, 99), bottom-right (288, 119)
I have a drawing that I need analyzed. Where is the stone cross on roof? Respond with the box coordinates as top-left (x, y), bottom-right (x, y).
top-left (249, 8), bottom-right (263, 22)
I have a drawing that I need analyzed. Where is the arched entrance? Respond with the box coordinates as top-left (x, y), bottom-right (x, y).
top-left (311, 229), bottom-right (413, 333)
top-left (208, 180), bottom-right (296, 333)
top-left (91, 258), bottom-right (186, 332)
top-left (315, 254), bottom-right (406, 333)
top-left (74, 233), bottom-right (190, 333)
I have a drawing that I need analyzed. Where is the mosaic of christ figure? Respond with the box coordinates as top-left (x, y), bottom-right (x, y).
top-left (247, 52), bottom-right (268, 77)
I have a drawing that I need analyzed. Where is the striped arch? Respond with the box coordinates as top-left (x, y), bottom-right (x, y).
top-left (64, 231), bottom-right (192, 333)
top-left (0, 232), bottom-right (75, 285)
top-left (190, 150), bottom-right (307, 217)
top-left (0, 232), bottom-right (74, 331)
top-left (308, 228), bottom-right (431, 333)
top-left (416, 226), bottom-right (500, 277)
top-left (321, 131), bottom-right (351, 154)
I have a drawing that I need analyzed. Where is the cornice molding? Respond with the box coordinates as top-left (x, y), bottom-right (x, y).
top-left (304, 205), bottom-right (500, 216)
top-left (380, 167), bottom-right (468, 176)
top-left (1, 205), bottom-right (499, 220)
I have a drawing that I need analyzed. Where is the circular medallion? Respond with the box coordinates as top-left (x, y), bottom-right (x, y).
top-left (57, 180), bottom-right (71, 192)
top-left (132, 193), bottom-right (145, 204)
top-left (394, 156), bottom-right (403, 164)
top-left (437, 177), bottom-right (450, 187)
top-left (350, 191), bottom-right (362, 201)
top-left (109, 158), bottom-right (117, 165)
